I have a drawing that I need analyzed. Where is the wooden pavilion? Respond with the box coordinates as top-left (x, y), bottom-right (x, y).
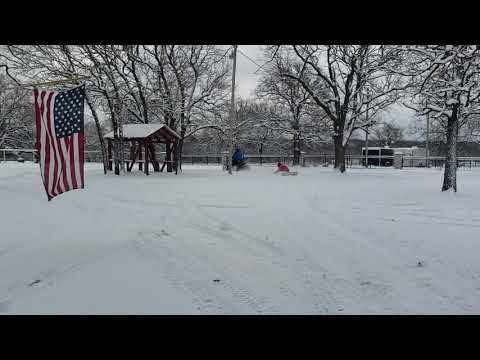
top-left (104, 124), bottom-right (180, 175)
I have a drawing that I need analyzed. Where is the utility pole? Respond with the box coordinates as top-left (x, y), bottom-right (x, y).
top-left (228, 45), bottom-right (238, 175)
top-left (365, 127), bottom-right (369, 168)
top-left (364, 87), bottom-right (370, 168)
top-left (116, 98), bottom-right (126, 174)
top-left (426, 112), bottom-right (430, 168)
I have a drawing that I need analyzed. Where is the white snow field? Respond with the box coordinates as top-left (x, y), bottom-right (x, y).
top-left (1, 162), bottom-right (480, 314)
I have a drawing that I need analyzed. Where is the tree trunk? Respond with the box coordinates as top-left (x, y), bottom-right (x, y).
top-left (173, 140), bottom-right (178, 174)
top-left (165, 142), bottom-right (173, 172)
top-left (112, 120), bottom-right (120, 175)
top-left (293, 131), bottom-right (301, 166)
top-left (333, 134), bottom-right (346, 173)
top-left (107, 140), bottom-right (113, 170)
top-left (113, 138), bottom-right (120, 175)
top-left (176, 125), bottom-right (187, 171)
top-left (138, 141), bottom-right (143, 171)
top-left (84, 93), bottom-right (107, 175)
top-left (117, 103), bottom-right (125, 174)
top-left (442, 107), bottom-right (459, 192)
top-left (105, 93), bottom-right (120, 175)
top-left (177, 138), bottom-right (184, 171)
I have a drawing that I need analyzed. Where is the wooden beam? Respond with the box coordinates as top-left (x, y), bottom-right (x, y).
top-left (147, 141), bottom-right (160, 172)
top-left (173, 140), bottom-right (178, 175)
top-left (127, 143), bottom-right (134, 172)
top-left (128, 142), bottom-right (141, 172)
top-left (138, 141), bottom-right (143, 171)
top-left (144, 139), bottom-right (149, 176)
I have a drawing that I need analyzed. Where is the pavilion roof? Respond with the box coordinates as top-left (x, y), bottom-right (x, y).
top-left (104, 124), bottom-right (180, 140)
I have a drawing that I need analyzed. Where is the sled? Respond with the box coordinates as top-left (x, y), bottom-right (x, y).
top-left (235, 160), bottom-right (249, 171)
top-left (280, 171), bottom-right (298, 176)
top-left (236, 165), bottom-right (250, 171)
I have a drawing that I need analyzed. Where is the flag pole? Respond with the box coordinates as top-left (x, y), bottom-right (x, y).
top-left (1, 77), bottom-right (90, 91)
top-left (228, 45), bottom-right (238, 175)
top-left (24, 76), bottom-right (90, 87)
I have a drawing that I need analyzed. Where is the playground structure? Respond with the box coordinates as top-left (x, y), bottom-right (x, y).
top-left (104, 124), bottom-right (180, 175)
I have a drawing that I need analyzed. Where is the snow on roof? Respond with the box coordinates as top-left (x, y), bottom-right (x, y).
top-left (390, 147), bottom-right (425, 154)
top-left (361, 146), bottom-right (425, 152)
top-left (104, 124), bottom-right (180, 139)
top-left (361, 147), bottom-right (393, 150)
top-left (391, 147), bottom-right (424, 151)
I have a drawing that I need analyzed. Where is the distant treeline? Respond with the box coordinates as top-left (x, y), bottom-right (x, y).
top-left (178, 136), bottom-right (480, 157)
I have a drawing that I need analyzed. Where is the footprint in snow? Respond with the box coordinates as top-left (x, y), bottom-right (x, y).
top-left (28, 279), bottom-right (42, 287)
top-left (219, 223), bottom-right (232, 232)
top-left (151, 230), bottom-right (170, 238)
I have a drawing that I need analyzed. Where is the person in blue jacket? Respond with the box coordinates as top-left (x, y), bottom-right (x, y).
top-left (232, 148), bottom-right (247, 169)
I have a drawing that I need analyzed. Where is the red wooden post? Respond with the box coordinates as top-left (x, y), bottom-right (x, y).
top-left (127, 141), bottom-right (133, 172)
top-left (128, 141), bottom-right (139, 172)
top-left (138, 141), bottom-right (143, 171)
top-left (152, 142), bottom-right (160, 172)
top-left (144, 139), bottom-right (149, 175)
top-left (107, 140), bottom-right (112, 171)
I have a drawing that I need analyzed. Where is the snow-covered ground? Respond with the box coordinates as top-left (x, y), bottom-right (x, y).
top-left (1, 162), bottom-right (480, 314)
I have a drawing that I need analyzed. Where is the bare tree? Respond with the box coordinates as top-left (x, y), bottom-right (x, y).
top-left (235, 100), bottom-right (328, 159)
top-left (256, 56), bottom-right (312, 165)
top-left (75, 45), bottom-right (133, 175)
top-left (463, 115), bottom-right (480, 143)
top-left (400, 45), bottom-right (480, 191)
top-left (372, 120), bottom-right (403, 146)
top-left (1, 45), bottom-right (233, 174)
top-left (235, 102), bottom-right (284, 156)
top-left (0, 45), bottom-right (109, 174)
top-left (140, 45), bottom-right (230, 171)
top-left (0, 75), bottom-right (34, 150)
top-left (268, 45), bottom-right (405, 172)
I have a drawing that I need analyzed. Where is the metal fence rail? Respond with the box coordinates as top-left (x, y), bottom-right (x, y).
top-left (2, 148), bottom-right (480, 169)
top-left (0, 149), bottom-right (105, 163)
top-left (301, 155), bottom-right (480, 169)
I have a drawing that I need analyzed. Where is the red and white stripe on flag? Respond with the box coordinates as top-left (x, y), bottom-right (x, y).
top-left (34, 87), bottom-right (85, 201)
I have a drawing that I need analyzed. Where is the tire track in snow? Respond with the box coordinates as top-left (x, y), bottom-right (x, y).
top-left (132, 231), bottom-right (226, 314)
top-left (306, 195), bottom-right (478, 313)
top-left (0, 242), bottom-right (131, 312)
top-left (133, 230), bottom-right (278, 314)
top-left (133, 193), bottom-right (286, 314)
top-left (187, 209), bottom-right (296, 313)
top-left (214, 279), bottom-right (278, 314)
top-left (192, 206), bottom-right (343, 314)
top-left (304, 193), bottom-right (402, 312)
top-left (288, 254), bottom-right (342, 314)
top-left (192, 206), bottom-right (285, 257)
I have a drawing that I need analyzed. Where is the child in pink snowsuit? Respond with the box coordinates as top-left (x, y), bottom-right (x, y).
top-left (275, 162), bottom-right (290, 173)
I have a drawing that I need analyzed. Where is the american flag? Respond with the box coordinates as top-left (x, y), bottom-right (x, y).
top-left (34, 85), bottom-right (85, 201)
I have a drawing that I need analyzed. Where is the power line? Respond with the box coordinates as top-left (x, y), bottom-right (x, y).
top-left (237, 48), bottom-right (264, 73)
top-left (237, 46), bottom-right (280, 75)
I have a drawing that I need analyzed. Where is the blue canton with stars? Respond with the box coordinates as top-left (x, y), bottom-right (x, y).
top-left (54, 85), bottom-right (85, 138)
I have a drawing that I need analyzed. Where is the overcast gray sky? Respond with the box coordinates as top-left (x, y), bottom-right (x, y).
top-left (236, 45), bottom-right (264, 98)
top-left (235, 45), bottom-right (421, 139)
